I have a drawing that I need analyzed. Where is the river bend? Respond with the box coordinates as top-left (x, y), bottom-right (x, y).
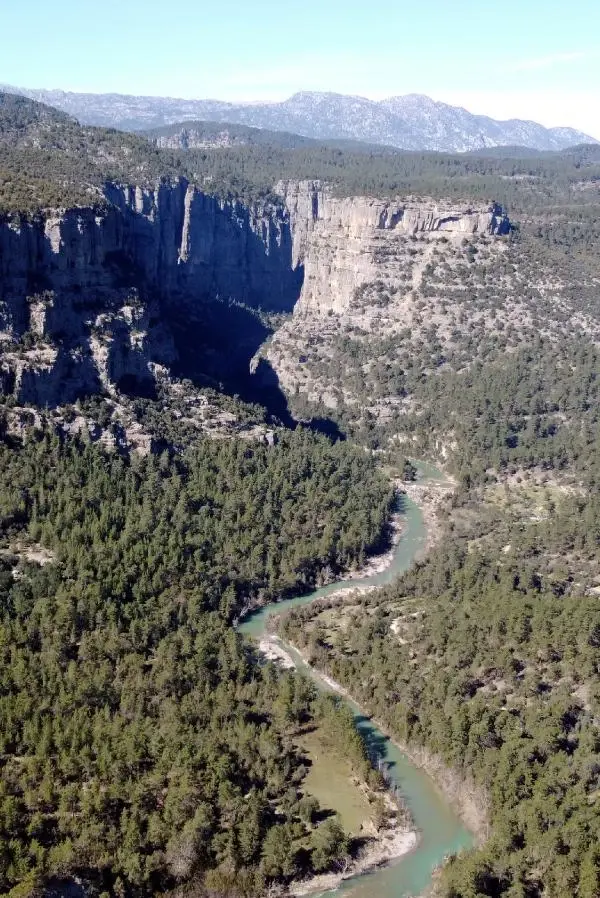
top-left (239, 466), bottom-right (472, 897)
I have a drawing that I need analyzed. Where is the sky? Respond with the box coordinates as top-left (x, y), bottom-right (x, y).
top-left (2, 0), bottom-right (599, 137)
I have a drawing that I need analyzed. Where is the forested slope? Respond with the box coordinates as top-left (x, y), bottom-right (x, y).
top-left (0, 428), bottom-right (391, 896)
top-left (3, 91), bottom-right (600, 216)
top-left (283, 533), bottom-right (600, 896)
top-left (281, 340), bottom-right (600, 898)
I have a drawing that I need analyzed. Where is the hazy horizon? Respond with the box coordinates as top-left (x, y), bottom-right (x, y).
top-left (3, 82), bottom-right (599, 141)
top-left (2, 0), bottom-right (599, 137)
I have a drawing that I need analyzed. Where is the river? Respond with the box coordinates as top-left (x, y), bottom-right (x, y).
top-left (239, 465), bottom-right (473, 897)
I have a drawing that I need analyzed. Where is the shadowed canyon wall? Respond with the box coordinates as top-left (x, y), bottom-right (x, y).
top-left (0, 179), bottom-right (509, 405)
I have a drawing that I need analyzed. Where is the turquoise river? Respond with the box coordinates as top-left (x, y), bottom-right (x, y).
top-left (239, 464), bottom-right (473, 897)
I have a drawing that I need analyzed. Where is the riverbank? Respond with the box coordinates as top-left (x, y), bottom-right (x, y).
top-left (255, 630), bottom-right (422, 895)
top-left (384, 740), bottom-right (490, 848)
top-left (234, 503), bottom-right (403, 627)
top-left (399, 475), bottom-right (456, 559)
top-left (278, 631), bottom-right (490, 849)
top-left (242, 460), bottom-right (477, 898)
top-left (346, 510), bottom-right (404, 580)
top-left (262, 468), bottom-right (490, 850)
top-left (289, 827), bottom-right (419, 897)
top-left (258, 634), bottom-right (296, 668)
top-left (260, 625), bottom-right (488, 894)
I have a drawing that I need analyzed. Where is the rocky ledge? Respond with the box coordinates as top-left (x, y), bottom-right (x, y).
top-left (0, 179), bottom-right (510, 405)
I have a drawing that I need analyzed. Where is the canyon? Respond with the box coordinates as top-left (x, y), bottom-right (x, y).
top-left (0, 179), bottom-right (510, 411)
top-left (2, 88), bottom-right (600, 898)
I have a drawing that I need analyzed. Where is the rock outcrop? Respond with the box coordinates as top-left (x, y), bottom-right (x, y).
top-left (0, 180), bottom-right (302, 403)
top-left (277, 180), bottom-right (510, 314)
top-left (0, 178), bottom-right (510, 405)
top-left (1, 182), bottom-right (300, 313)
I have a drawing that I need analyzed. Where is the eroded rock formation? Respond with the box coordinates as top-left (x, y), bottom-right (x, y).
top-left (278, 180), bottom-right (510, 314)
top-left (0, 179), bottom-right (510, 405)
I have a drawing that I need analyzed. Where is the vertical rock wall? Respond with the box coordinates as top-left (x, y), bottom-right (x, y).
top-left (0, 178), bottom-right (510, 404)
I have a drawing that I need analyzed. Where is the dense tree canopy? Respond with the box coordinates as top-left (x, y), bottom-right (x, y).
top-left (0, 428), bottom-right (391, 896)
top-left (282, 337), bottom-right (600, 897)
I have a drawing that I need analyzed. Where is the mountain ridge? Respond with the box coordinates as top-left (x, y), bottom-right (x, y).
top-left (1, 83), bottom-right (597, 152)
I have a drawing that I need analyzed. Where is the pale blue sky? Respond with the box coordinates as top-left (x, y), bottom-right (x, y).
top-left (2, 0), bottom-right (599, 135)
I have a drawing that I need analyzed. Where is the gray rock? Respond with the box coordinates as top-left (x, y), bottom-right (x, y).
top-left (0, 179), bottom-right (510, 404)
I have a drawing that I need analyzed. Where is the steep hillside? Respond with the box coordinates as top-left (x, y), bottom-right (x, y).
top-left (263, 173), bottom-right (600, 443)
top-left (0, 178), bottom-right (304, 407)
top-left (2, 91), bottom-right (600, 447)
top-left (143, 119), bottom-right (402, 155)
top-left (145, 120), bottom-right (319, 150)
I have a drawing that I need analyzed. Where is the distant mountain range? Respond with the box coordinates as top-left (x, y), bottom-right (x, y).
top-left (1, 85), bottom-right (597, 153)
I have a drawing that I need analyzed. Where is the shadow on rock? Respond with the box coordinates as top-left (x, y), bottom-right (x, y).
top-left (170, 301), bottom-right (344, 440)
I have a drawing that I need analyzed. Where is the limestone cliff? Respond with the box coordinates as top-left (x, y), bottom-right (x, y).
top-left (0, 180), bottom-right (301, 403)
top-left (277, 180), bottom-right (510, 314)
top-left (1, 181), bottom-right (300, 313)
top-left (0, 178), bottom-right (510, 406)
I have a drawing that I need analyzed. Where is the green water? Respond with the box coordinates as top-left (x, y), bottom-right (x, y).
top-left (239, 467), bottom-right (473, 897)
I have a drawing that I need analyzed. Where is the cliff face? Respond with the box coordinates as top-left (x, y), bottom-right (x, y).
top-left (0, 182), bottom-right (300, 313)
top-left (263, 184), bottom-right (514, 414)
top-left (106, 182), bottom-right (302, 309)
top-left (0, 180), bottom-right (302, 403)
top-left (277, 180), bottom-right (510, 313)
top-left (0, 179), bottom-right (510, 406)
